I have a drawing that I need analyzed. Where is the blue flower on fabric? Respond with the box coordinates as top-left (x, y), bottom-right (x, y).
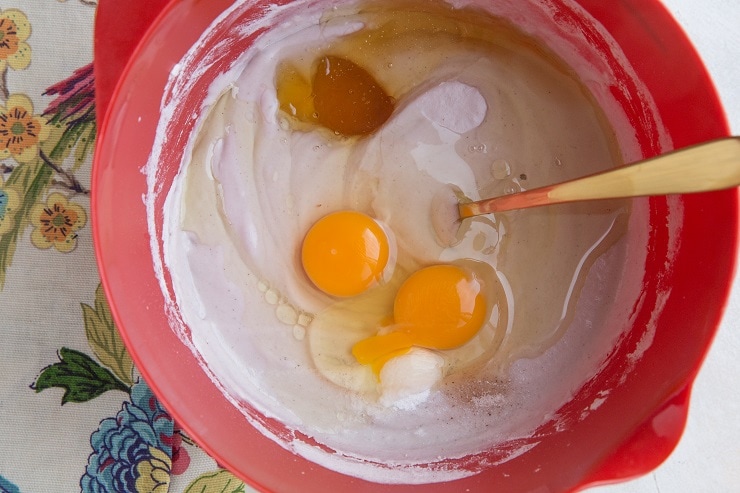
top-left (0, 180), bottom-right (20, 235)
top-left (0, 473), bottom-right (21, 493)
top-left (0, 190), bottom-right (8, 219)
top-left (81, 380), bottom-right (174, 493)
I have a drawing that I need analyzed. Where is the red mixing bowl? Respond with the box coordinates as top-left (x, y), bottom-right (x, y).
top-left (92, 1), bottom-right (737, 491)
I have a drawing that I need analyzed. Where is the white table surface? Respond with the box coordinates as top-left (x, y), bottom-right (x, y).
top-left (592, 1), bottom-right (740, 492)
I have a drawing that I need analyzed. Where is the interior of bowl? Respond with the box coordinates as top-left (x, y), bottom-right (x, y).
top-left (92, 0), bottom-right (736, 491)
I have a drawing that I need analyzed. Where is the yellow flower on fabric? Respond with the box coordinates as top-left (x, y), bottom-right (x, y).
top-left (0, 9), bottom-right (31, 72)
top-left (30, 192), bottom-right (87, 252)
top-left (135, 447), bottom-right (172, 493)
top-left (0, 94), bottom-right (50, 164)
top-left (0, 175), bottom-right (20, 235)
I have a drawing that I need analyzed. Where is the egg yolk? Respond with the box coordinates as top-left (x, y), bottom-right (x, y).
top-left (312, 55), bottom-right (394, 136)
top-left (275, 55), bottom-right (394, 136)
top-left (301, 211), bottom-right (391, 297)
top-left (352, 264), bottom-right (487, 373)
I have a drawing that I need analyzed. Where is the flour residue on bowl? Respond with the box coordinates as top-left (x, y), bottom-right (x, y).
top-left (146, 0), bottom-right (672, 484)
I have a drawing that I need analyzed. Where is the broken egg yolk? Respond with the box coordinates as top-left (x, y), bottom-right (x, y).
top-left (301, 211), bottom-right (391, 297)
top-left (352, 264), bottom-right (487, 374)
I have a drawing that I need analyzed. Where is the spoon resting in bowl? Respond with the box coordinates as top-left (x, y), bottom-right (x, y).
top-left (461, 136), bottom-right (740, 217)
top-left (434, 137), bottom-right (740, 246)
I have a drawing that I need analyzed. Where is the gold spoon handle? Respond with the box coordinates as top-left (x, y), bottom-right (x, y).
top-left (459, 136), bottom-right (740, 218)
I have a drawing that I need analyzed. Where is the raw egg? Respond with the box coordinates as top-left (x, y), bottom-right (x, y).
top-left (301, 210), bottom-right (391, 297)
top-left (352, 264), bottom-right (487, 373)
top-left (313, 55), bottom-right (394, 136)
top-left (276, 54), bottom-right (394, 136)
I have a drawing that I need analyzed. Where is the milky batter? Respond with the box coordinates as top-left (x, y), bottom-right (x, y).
top-left (151, 0), bottom-right (664, 484)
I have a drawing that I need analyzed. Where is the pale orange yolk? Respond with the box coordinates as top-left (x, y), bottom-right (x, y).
top-left (301, 211), bottom-right (390, 297)
top-left (352, 264), bottom-right (487, 374)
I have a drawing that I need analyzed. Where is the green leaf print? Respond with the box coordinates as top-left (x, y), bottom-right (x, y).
top-left (32, 347), bottom-right (130, 404)
top-left (83, 284), bottom-right (135, 387)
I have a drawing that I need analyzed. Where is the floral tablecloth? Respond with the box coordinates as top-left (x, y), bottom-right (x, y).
top-left (0, 1), bottom-right (738, 493)
top-left (0, 1), bottom-right (256, 492)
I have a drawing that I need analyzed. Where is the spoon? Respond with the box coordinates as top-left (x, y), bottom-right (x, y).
top-left (458, 136), bottom-right (740, 218)
top-left (432, 137), bottom-right (740, 246)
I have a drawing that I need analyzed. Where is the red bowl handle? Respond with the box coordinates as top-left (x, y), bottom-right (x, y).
top-left (581, 385), bottom-right (692, 489)
top-left (94, 0), bottom-right (173, 121)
